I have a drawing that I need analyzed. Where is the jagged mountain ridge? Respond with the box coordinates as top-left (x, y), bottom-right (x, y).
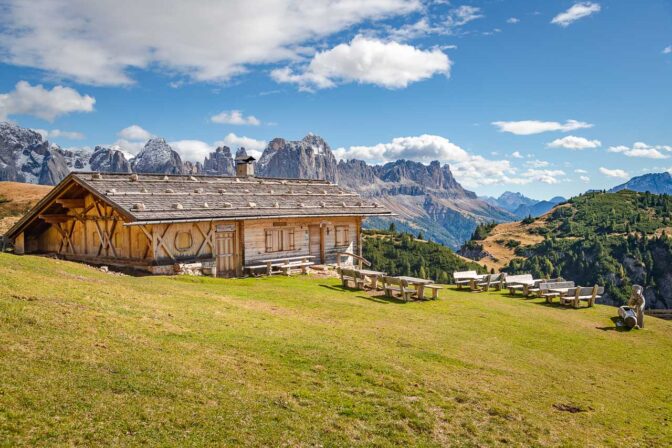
top-left (1, 122), bottom-right (514, 246)
top-left (483, 191), bottom-right (566, 219)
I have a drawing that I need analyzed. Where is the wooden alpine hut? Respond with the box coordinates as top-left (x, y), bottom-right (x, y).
top-left (4, 158), bottom-right (392, 277)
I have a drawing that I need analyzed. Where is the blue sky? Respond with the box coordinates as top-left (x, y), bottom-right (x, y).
top-left (0, 0), bottom-right (670, 199)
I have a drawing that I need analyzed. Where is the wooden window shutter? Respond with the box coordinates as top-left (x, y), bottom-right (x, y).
top-left (287, 228), bottom-right (295, 250)
top-left (265, 229), bottom-right (273, 252)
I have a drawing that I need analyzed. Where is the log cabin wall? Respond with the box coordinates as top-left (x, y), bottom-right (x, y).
top-left (243, 216), bottom-right (359, 265)
top-left (149, 221), bottom-right (216, 263)
top-left (29, 192), bottom-right (154, 265)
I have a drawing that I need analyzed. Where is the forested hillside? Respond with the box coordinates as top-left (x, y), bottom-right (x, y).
top-left (469, 190), bottom-right (672, 308)
top-left (362, 227), bottom-right (485, 282)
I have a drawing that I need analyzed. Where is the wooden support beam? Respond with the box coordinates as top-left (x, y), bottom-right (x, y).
top-left (55, 198), bottom-right (85, 209)
top-left (194, 222), bottom-right (214, 257)
top-left (39, 214), bottom-right (71, 224)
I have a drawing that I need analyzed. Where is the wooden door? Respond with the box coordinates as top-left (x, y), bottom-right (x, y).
top-left (216, 227), bottom-right (239, 277)
top-left (309, 225), bottom-right (323, 264)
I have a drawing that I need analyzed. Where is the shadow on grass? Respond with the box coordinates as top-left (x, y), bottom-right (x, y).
top-left (596, 316), bottom-right (632, 332)
top-left (319, 284), bottom-right (407, 304)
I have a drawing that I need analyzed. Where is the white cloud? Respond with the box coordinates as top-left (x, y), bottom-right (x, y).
top-left (521, 169), bottom-right (565, 184)
top-left (210, 110), bottom-right (261, 126)
top-left (169, 140), bottom-right (216, 163)
top-left (216, 133), bottom-right (267, 158)
top-left (118, 125), bottom-right (153, 141)
top-left (271, 35), bottom-right (450, 91)
top-left (580, 175), bottom-right (590, 183)
top-left (511, 151), bottom-right (524, 159)
top-left (0, 80), bottom-right (95, 121)
top-left (492, 119), bottom-right (593, 135)
top-left (574, 168), bottom-right (588, 174)
top-left (599, 167), bottom-right (629, 179)
top-left (525, 159), bottom-right (550, 168)
top-left (551, 2), bottom-right (601, 27)
top-left (33, 128), bottom-right (85, 140)
top-left (333, 134), bottom-right (566, 188)
top-left (0, 0), bottom-right (419, 86)
top-left (547, 135), bottom-right (601, 149)
top-left (664, 46), bottom-right (672, 55)
top-left (607, 142), bottom-right (672, 159)
top-left (507, 17), bottom-right (520, 24)
top-left (447, 6), bottom-right (483, 27)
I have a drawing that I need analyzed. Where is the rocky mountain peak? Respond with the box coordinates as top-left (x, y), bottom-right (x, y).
top-left (203, 145), bottom-right (235, 175)
top-left (131, 138), bottom-right (183, 174)
top-left (235, 147), bottom-right (249, 159)
top-left (89, 146), bottom-right (132, 173)
top-left (257, 134), bottom-right (338, 182)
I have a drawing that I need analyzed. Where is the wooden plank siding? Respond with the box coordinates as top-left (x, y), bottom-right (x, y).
top-left (242, 216), bottom-right (359, 266)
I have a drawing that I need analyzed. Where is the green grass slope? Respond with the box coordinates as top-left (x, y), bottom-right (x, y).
top-left (1, 254), bottom-right (671, 447)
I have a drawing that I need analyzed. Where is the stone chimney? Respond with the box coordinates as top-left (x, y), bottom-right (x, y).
top-left (236, 155), bottom-right (256, 177)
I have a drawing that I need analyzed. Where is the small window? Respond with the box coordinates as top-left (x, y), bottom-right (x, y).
top-left (265, 227), bottom-right (296, 252)
top-left (335, 225), bottom-right (350, 246)
top-left (175, 231), bottom-right (193, 252)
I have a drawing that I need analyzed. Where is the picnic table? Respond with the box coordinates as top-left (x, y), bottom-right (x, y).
top-left (396, 276), bottom-right (441, 300)
top-left (356, 269), bottom-right (386, 289)
top-left (245, 255), bottom-right (316, 276)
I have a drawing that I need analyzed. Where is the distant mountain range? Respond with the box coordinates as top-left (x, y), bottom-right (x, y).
top-left (482, 191), bottom-right (566, 218)
top-left (0, 121), bottom-right (519, 247)
top-left (610, 172), bottom-right (672, 195)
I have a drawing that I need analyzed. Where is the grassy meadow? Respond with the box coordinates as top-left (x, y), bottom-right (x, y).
top-left (1, 253), bottom-right (671, 447)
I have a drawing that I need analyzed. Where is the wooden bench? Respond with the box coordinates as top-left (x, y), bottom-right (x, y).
top-left (453, 270), bottom-right (478, 289)
top-left (505, 274), bottom-right (533, 295)
top-left (559, 286), bottom-right (604, 308)
top-left (423, 284), bottom-right (443, 300)
top-left (338, 267), bottom-right (364, 289)
top-left (540, 281), bottom-right (575, 303)
top-left (279, 261), bottom-right (315, 275)
top-left (471, 273), bottom-right (505, 292)
top-left (382, 276), bottom-right (414, 301)
top-left (245, 255), bottom-right (315, 276)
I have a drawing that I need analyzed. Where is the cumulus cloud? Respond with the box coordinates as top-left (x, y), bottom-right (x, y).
top-left (607, 142), bottom-right (672, 159)
top-left (33, 128), bottom-right (85, 140)
top-left (492, 119), bottom-right (593, 135)
top-left (0, 0), bottom-right (419, 86)
top-left (547, 135), bottom-right (601, 150)
top-left (664, 46), bottom-right (672, 55)
top-left (574, 168), bottom-right (588, 174)
top-left (210, 110), bottom-right (261, 126)
top-left (599, 167), bottom-right (629, 179)
top-left (507, 17), bottom-right (520, 24)
top-left (168, 140), bottom-right (216, 163)
top-left (579, 175), bottom-right (590, 183)
top-left (118, 125), bottom-right (153, 141)
top-left (271, 35), bottom-right (450, 91)
top-left (521, 169), bottom-right (566, 184)
top-left (511, 151), bottom-right (523, 159)
top-left (551, 2), bottom-right (601, 27)
top-left (0, 80), bottom-right (95, 121)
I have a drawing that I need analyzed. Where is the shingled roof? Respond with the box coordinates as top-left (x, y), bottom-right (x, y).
top-left (7, 172), bottom-right (392, 236)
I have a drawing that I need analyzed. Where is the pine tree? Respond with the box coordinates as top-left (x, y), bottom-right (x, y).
top-left (419, 265), bottom-right (427, 279)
